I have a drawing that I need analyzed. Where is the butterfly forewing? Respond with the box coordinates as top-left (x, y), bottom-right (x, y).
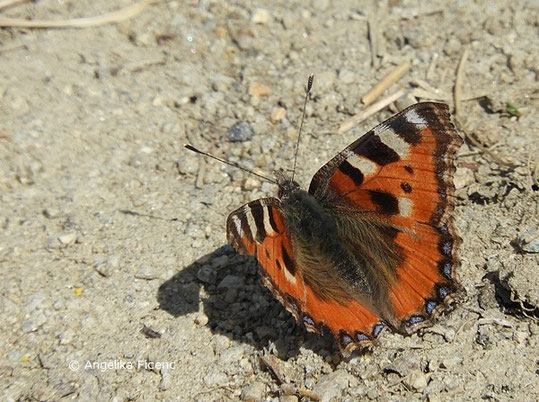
top-left (308, 102), bottom-right (463, 331)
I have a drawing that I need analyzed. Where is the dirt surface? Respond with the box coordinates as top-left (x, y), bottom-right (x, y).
top-left (1, 1), bottom-right (538, 401)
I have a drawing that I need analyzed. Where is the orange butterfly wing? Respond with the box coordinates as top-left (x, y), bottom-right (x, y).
top-left (309, 102), bottom-right (463, 331)
top-left (227, 199), bottom-right (385, 353)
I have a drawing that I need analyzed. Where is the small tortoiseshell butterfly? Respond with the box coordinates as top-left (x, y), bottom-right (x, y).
top-left (225, 101), bottom-right (463, 355)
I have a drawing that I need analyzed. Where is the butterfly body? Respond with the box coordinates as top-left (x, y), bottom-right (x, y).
top-left (226, 102), bottom-right (463, 355)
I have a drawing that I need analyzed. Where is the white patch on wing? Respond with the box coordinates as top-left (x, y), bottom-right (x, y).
top-left (347, 153), bottom-right (378, 175)
top-left (399, 197), bottom-right (413, 217)
top-left (375, 125), bottom-right (410, 158)
top-left (405, 109), bottom-right (428, 129)
top-left (232, 215), bottom-right (242, 236)
top-left (245, 211), bottom-right (258, 240)
top-left (262, 207), bottom-right (275, 235)
top-left (284, 266), bottom-right (297, 284)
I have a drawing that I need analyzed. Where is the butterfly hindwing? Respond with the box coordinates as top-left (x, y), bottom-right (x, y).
top-left (227, 199), bottom-right (386, 353)
top-left (309, 102), bottom-right (463, 331)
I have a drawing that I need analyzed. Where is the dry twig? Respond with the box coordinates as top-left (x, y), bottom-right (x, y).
top-left (453, 47), bottom-right (469, 118)
top-left (0, 0), bottom-right (27, 11)
top-left (261, 349), bottom-right (290, 384)
top-left (367, 14), bottom-right (378, 68)
top-left (362, 61), bottom-right (411, 105)
top-left (0, 0), bottom-right (156, 28)
top-left (339, 89), bottom-right (405, 133)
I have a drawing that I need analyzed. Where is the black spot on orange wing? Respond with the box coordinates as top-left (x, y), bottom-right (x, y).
top-left (282, 245), bottom-right (296, 276)
top-left (368, 190), bottom-right (399, 215)
top-left (238, 214), bottom-right (254, 242)
top-left (356, 134), bottom-right (400, 166)
top-left (267, 208), bottom-right (279, 233)
top-left (387, 119), bottom-right (422, 145)
top-left (250, 204), bottom-right (266, 242)
top-left (381, 225), bottom-right (400, 240)
top-left (401, 182), bottom-right (412, 193)
top-left (339, 160), bottom-right (364, 186)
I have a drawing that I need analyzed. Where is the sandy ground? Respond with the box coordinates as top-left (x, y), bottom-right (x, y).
top-left (1, 1), bottom-right (538, 401)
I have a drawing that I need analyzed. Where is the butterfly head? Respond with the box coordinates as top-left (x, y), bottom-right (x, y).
top-left (276, 172), bottom-right (301, 200)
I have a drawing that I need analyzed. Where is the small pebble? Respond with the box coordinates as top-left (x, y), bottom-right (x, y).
top-left (443, 327), bottom-right (456, 342)
top-left (338, 69), bottom-right (356, 84)
top-left (213, 335), bottom-right (231, 353)
top-left (224, 288), bottom-right (238, 303)
top-left (58, 231), bottom-right (77, 245)
top-left (248, 82), bottom-right (271, 97)
top-left (243, 177), bottom-right (260, 191)
top-left (513, 330), bottom-right (528, 344)
top-left (203, 369), bottom-right (228, 387)
top-left (159, 366), bottom-right (172, 390)
top-left (270, 107), bottom-right (286, 122)
top-left (251, 9), bottom-right (270, 24)
top-left (453, 167), bottom-right (475, 189)
top-left (313, 369), bottom-right (352, 402)
top-left (141, 325), bottom-right (162, 339)
top-left (441, 355), bottom-right (463, 369)
top-left (241, 381), bottom-right (266, 401)
top-left (211, 254), bottom-right (230, 268)
top-left (22, 319), bottom-right (38, 333)
top-left (52, 298), bottom-right (65, 310)
top-left (227, 121), bottom-right (254, 142)
top-left (25, 292), bottom-right (47, 312)
top-left (128, 154), bottom-right (145, 168)
top-left (135, 264), bottom-right (158, 280)
top-left (185, 222), bottom-right (204, 238)
top-left (57, 329), bottom-right (75, 345)
top-left (43, 208), bottom-right (60, 219)
top-left (93, 256), bottom-right (113, 277)
top-left (8, 351), bottom-right (23, 361)
top-left (404, 370), bottom-right (428, 392)
top-left (211, 73), bottom-right (235, 92)
top-left (197, 265), bottom-right (217, 284)
top-left (518, 229), bottom-right (539, 253)
top-left (219, 345), bottom-right (244, 365)
top-left (195, 313), bottom-right (209, 326)
top-left (107, 255), bottom-right (120, 268)
top-left (218, 274), bottom-right (244, 289)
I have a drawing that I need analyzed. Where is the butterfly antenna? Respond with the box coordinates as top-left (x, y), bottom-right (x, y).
top-left (184, 144), bottom-right (279, 185)
top-left (291, 74), bottom-right (314, 183)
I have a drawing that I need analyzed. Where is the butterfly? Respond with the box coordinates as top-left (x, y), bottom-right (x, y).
top-left (225, 102), bottom-right (463, 355)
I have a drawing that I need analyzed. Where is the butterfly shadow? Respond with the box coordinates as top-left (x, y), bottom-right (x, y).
top-left (157, 244), bottom-right (338, 359)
